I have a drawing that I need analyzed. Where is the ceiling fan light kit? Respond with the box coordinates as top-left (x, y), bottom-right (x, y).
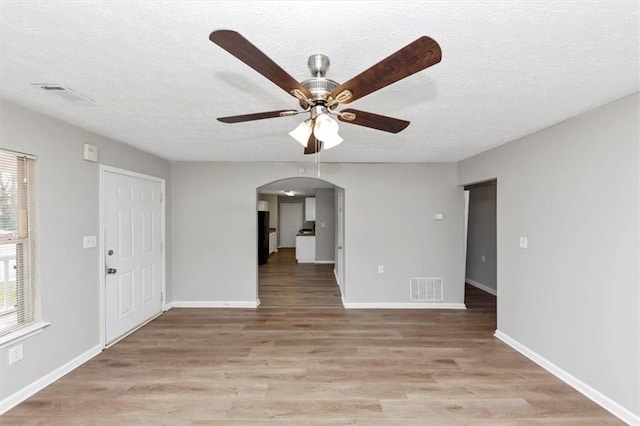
top-left (209, 30), bottom-right (442, 155)
top-left (313, 113), bottom-right (343, 149)
top-left (289, 120), bottom-right (313, 146)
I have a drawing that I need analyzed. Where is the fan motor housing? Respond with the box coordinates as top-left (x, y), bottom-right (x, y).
top-left (300, 77), bottom-right (339, 109)
top-left (302, 78), bottom-right (339, 98)
top-left (298, 54), bottom-right (339, 109)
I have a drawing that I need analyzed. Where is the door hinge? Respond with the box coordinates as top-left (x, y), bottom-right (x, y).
top-left (160, 192), bottom-right (164, 203)
top-left (161, 291), bottom-right (164, 302)
top-left (160, 242), bottom-right (164, 252)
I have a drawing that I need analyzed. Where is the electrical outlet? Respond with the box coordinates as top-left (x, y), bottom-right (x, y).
top-left (378, 265), bottom-right (384, 274)
top-left (481, 255), bottom-right (486, 263)
top-left (8, 343), bottom-right (23, 364)
top-left (519, 236), bottom-right (528, 249)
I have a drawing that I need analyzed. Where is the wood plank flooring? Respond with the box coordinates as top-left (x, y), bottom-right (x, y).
top-left (259, 248), bottom-right (342, 308)
top-left (3, 249), bottom-right (622, 424)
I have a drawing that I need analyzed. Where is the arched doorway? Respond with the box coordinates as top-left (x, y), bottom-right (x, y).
top-left (256, 177), bottom-right (345, 307)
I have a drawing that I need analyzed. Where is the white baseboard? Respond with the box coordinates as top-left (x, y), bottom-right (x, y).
top-left (465, 278), bottom-right (497, 296)
top-left (0, 344), bottom-right (102, 415)
top-left (343, 302), bottom-right (466, 309)
top-left (171, 300), bottom-right (260, 308)
top-left (333, 269), bottom-right (342, 293)
top-left (314, 260), bottom-right (335, 264)
top-left (333, 269), bottom-right (346, 307)
top-left (494, 330), bottom-right (639, 425)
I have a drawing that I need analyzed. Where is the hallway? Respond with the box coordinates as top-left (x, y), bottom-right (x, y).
top-left (259, 248), bottom-right (342, 308)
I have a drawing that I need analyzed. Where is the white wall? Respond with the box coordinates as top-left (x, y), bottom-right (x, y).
top-left (458, 94), bottom-right (639, 418)
top-left (314, 188), bottom-right (335, 262)
top-left (171, 162), bottom-right (465, 305)
top-left (0, 100), bottom-right (171, 403)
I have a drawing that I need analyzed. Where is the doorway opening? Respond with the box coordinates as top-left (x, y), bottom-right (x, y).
top-left (256, 177), bottom-right (345, 308)
top-left (463, 180), bottom-right (497, 319)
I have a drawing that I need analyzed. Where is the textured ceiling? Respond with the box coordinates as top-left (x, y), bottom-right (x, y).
top-left (1, 1), bottom-right (638, 163)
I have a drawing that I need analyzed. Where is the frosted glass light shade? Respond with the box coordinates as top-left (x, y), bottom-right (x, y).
top-left (313, 114), bottom-right (343, 149)
top-left (319, 131), bottom-right (343, 149)
top-left (289, 120), bottom-right (312, 146)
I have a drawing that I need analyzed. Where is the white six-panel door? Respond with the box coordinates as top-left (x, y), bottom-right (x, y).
top-left (104, 169), bottom-right (163, 345)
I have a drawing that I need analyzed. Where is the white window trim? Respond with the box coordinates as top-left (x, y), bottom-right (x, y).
top-left (0, 150), bottom-right (41, 341)
top-left (0, 321), bottom-right (49, 349)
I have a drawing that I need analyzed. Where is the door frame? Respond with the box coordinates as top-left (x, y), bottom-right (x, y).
top-left (335, 188), bottom-right (346, 300)
top-left (463, 179), bottom-right (498, 299)
top-left (99, 165), bottom-right (167, 348)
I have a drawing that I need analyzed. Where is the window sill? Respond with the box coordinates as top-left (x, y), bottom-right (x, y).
top-left (0, 322), bottom-right (50, 349)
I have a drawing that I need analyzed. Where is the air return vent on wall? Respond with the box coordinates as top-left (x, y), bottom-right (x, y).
top-left (31, 84), bottom-right (95, 104)
top-left (410, 277), bottom-right (443, 302)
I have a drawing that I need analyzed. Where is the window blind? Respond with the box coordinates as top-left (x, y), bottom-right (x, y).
top-left (0, 150), bottom-right (37, 336)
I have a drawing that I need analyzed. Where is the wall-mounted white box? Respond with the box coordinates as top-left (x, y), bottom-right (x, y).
top-left (83, 143), bottom-right (98, 162)
top-left (83, 235), bottom-right (97, 248)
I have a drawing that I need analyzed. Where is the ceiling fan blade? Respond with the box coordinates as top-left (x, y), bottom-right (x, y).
top-left (330, 36), bottom-right (441, 104)
top-left (210, 30), bottom-right (313, 100)
top-left (304, 134), bottom-right (322, 155)
top-left (217, 110), bottom-right (298, 123)
top-left (337, 109), bottom-right (410, 133)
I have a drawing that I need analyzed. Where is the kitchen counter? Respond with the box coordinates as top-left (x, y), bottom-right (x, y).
top-left (295, 234), bottom-right (315, 263)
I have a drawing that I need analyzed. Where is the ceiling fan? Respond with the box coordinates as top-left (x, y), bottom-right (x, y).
top-left (209, 30), bottom-right (442, 155)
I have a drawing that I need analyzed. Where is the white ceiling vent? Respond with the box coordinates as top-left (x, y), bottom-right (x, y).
top-left (31, 84), bottom-right (95, 104)
top-left (410, 277), bottom-right (443, 302)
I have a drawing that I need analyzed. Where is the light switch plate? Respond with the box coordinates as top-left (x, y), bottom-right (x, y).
top-left (83, 235), bottom-right (97, 248)
top-left (434, 213), bottom-right (444, 221)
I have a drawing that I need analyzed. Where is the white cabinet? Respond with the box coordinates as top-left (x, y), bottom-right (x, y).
top-left (295, 236), bottom-right (315, 263)
top-left (269, 231), bottom-right (277, 254)
top-left (305, 197), bottom-right (316, 221)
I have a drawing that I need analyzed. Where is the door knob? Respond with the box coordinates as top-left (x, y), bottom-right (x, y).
top-left (106, 268), bottom-right (117, 275)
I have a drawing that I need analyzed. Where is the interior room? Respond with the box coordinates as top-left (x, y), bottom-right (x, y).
top-left (0, 1), bottom-right (638, 424)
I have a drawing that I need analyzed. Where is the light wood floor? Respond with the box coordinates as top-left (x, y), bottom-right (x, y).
top-left (3, 249), bottom-right (621, 424)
